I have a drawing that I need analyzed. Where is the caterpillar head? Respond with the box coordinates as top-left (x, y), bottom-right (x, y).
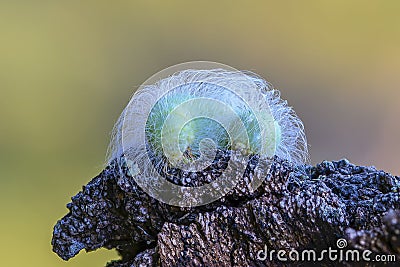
top-left (107, 62), bottom-right (308, 206)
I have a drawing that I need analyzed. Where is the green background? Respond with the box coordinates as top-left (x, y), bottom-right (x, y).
top-left (1, 1), bottom-right (399, 266)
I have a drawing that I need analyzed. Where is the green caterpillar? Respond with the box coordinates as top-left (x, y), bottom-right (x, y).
top-left (107, 67), bottom-right (308, 177)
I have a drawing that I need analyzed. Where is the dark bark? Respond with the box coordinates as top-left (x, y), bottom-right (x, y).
top-left (52, 156), bottom-right (400, 266)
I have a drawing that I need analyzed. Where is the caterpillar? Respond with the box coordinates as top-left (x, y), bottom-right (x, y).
top-left (106, 63), bottom-right (308, 206)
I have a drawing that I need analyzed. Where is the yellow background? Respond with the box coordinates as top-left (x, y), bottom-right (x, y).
top-left (1, 1), bottom-right (399, 266)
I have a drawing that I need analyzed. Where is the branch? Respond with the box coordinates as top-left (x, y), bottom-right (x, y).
top-left (52, 156), bottom-right (400, 266)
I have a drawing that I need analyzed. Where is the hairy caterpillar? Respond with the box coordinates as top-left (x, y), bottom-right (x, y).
top-left (106, 63), bottom-right (308, 206)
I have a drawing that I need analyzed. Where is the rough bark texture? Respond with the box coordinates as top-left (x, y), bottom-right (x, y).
top-left (52, 156), bottom-right (400, 266)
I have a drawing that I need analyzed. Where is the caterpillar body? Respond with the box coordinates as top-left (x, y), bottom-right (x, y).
top-left (106, 64), bottom-right (308, 206)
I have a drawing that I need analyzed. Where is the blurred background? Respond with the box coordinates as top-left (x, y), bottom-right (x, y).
top-left (1, 1), bottom-right (399, 266)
